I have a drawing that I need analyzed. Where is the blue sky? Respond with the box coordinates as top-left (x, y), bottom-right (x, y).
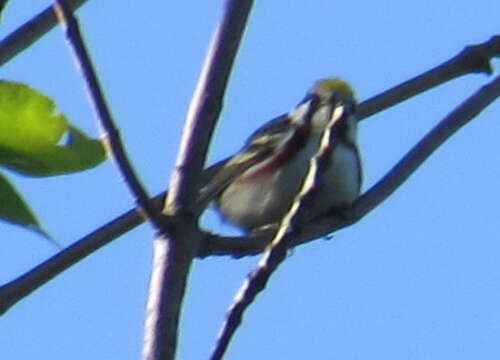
top-left (1, 1), bottom-right (500, 359)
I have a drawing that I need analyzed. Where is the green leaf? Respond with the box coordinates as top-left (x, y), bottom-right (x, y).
top-left (0, 171), bottom-right (49, 238)
top-left (0, 80), bottom-right (106, 176)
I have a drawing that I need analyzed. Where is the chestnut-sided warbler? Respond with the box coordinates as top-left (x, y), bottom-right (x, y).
top-left (199, 78), bottom-right (362, 233)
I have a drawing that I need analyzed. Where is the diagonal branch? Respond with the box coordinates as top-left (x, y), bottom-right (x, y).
top-left (0, 0), bottom-right (88, 66)
top-left (353, 74), bottom-right (500, 219)
top-left (357, 35), bottom-right (500, 120)
top-left (53, 1), bottom-right (165, 229)
top-left (142, 1), bottom-right (254, 359)
top-left (0, 161), bottom-right (225, 315)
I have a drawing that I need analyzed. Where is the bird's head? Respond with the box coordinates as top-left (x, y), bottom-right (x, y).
top-left (292, 78), bottom-right (357, 134)
top-left (311, 78), bottom-right (355, 104)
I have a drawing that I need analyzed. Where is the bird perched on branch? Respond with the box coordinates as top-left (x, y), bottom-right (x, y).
top-left (199, 78), bottom-right (362, 233)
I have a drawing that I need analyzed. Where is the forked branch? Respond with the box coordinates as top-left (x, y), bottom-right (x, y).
top-left (0, 35), bottom-right (499, 317)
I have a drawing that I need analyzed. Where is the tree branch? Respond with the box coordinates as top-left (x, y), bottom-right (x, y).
top-left (53, 1), bottom-right (165, 230)
top-left (0, 164), bottom-right (231, 315)
top-left (357, 35), bottom-right (499, 120)
top-left (142, 1), bottom-right (254, 359)
top-left (0, 0), bottom-right (88, 66)
top-left (1, 36), bottom-right (498, 315)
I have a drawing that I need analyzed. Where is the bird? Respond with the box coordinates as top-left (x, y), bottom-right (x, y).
top-left (198, 78), bottom-right (362, 233)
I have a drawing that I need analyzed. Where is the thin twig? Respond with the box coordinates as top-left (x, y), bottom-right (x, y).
top-left (1, 36), bottom-right (498, 315)
top-left (52, 1), bottom-right (165, 230)
top-left (142, 1), bottom-right (254, 359)
top-left (0, 0), bottom-right (88, 66)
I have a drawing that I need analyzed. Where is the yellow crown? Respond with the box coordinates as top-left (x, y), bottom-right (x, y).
top-left (312, 78), bottom-right (355, 100)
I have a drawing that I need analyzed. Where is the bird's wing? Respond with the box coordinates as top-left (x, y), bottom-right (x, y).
top-left (197, 114), bottom-right (293, 208)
